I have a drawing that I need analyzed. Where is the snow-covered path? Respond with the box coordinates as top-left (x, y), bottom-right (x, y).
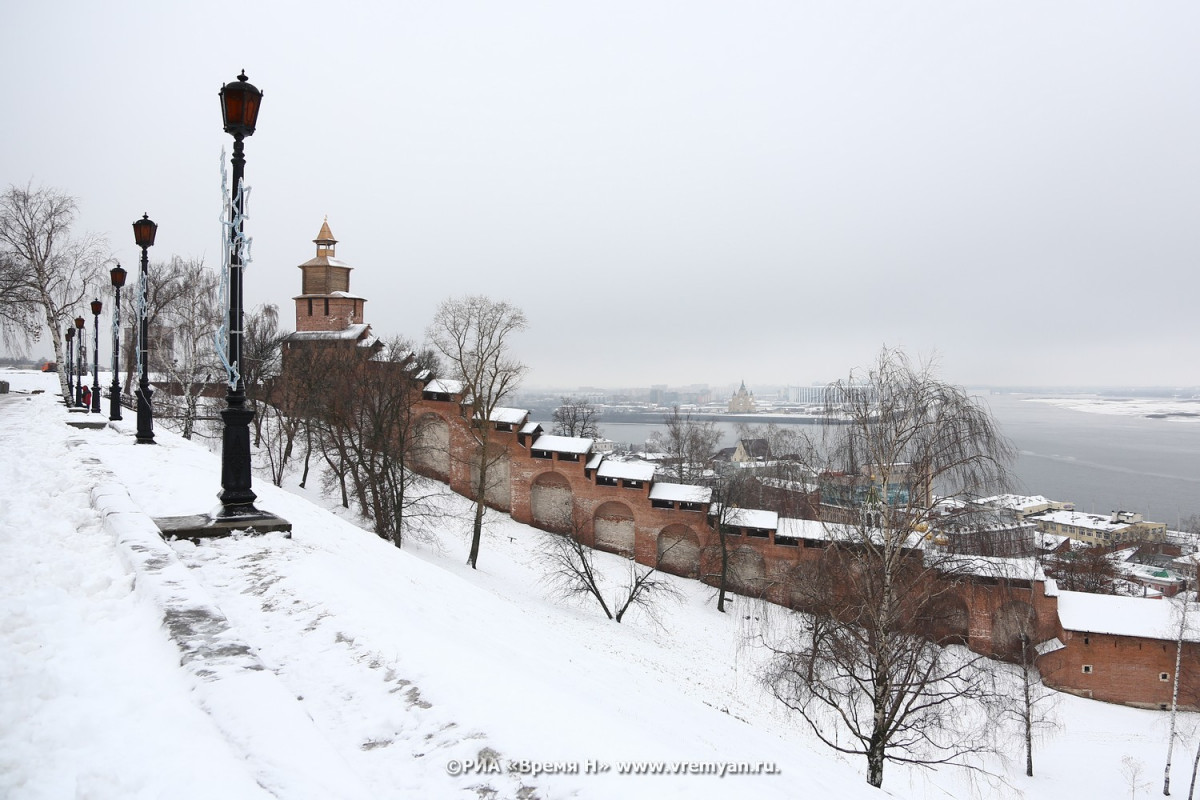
top-left (0, 392), bottom-right (272, 799)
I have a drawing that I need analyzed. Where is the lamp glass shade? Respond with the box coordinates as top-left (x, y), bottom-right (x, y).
top-left (110, 264), bottom-right (127, 288)
top-left (74, 316), bottom-right (85, 330)
top-left (220, 71), bottom-right (262, 137)
top-left (132, 214), bottom-right (157, 248)
top-left (65, 329), bottom-right (74, 341)
top-left (90, 299), bottom-right (102, 316)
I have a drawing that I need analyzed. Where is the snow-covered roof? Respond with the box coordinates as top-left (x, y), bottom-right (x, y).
top-left (977, 494), bottom-right (1059, 512)
top-left (772, 517), bottom-right (926, 548)
top-left (776, 517), bottom-right (834, 540)
top-left (711, 506), bottom-right (778, 530)
top-left (531, 435), bottom-right (592, 455)
top-left (1035, 531), bottom-right (1069, 550)
top-left (330, 291), bottom-right (367, 300)
top-left (1038, 510), bottom-right (1126, 532)
top-left (283, 323), bottom-right (370, 342)
top-left (486, 407), bottom-right (527, 425)
top-left (1056, 591), bottom-right (1200, 642)
top-left (297, 255), bottom-right (353, 269)
top-left (931, 554), bottom-right (1047, 583)
top-left (519, 421), bottom-right (542, 435)
top-left (648, 483), bottom-right (712, 504)
top-left (424, 378), bottom-right (463, 395)
top-left (598, 460), bottom-right (655, 482)
top-left (585, 453), bottom-right (604, 470)
top-left (1035, 637), bottom-right (1065, 656)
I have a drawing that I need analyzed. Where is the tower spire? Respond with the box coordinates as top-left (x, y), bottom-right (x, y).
top-left (314, 216), bottom-right (336, 257)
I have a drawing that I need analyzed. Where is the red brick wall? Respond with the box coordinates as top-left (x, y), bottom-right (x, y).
top-left (401, 388), bottom-right (1190, 710)
top-left (1040, 630), bottom-right (1200, 709)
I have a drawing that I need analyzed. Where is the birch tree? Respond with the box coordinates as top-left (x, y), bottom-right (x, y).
top-left (0, 183), bottom-right (107, 396)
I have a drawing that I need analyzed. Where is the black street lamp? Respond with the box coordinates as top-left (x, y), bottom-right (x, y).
top-left (90, 298), bottom-right (102, 413)
top-left (133, 213), bottom-right (157, 444)
top-left (65, 327), bottom-right (75, 403)
top-left (74, 316), bottom-right (85, 407)
top-left (109, 264), bottom-right (127, 420)
top-left (156, 70), bottom-right (288, 539)
top-left (216, 70), bottom-right (263, 518)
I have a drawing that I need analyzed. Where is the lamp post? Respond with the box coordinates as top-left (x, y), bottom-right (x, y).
top-left (90, 298), bottom-right (102, 413)
top-left (74, 316), bottom-right (85, 407)
top-left (216, 70), bottom-right (263, 518)
top-left (155, 69), bottom-right (288, 539)
top-left (133, 213), bottom-right (157, 444)
top-left (65, 327), bottom-right (74, 404)
top-left (109, 264), bottom-right (126, 420)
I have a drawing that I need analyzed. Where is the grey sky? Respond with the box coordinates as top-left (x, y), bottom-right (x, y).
top-left (4, 2), bottom-right (1198, 389)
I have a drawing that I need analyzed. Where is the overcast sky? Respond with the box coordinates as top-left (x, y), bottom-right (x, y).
top-left (4, 2), bottom-right (1199, 390)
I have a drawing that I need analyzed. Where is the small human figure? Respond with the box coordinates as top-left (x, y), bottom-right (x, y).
top-left (82, 386), bottom-right (91, 407)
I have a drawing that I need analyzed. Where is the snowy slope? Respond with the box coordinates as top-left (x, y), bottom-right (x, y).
top-left (0, 368), bottom-right (1190, 799)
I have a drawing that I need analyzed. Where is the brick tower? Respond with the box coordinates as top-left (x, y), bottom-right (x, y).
top-left (293, 218), bottom-right (367, 333)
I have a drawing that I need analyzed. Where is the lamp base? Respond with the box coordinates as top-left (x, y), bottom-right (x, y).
top-left (154, 509), bottom-right (292, 542)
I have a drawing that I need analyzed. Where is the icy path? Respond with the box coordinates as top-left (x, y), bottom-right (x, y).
top-left (169, 532), bottom-right (541, 799)
top-left (0, 394), bottom-right (270, 799)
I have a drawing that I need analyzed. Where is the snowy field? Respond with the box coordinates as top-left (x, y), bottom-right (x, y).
top-left (0, 368), bottom-right (1191, 799)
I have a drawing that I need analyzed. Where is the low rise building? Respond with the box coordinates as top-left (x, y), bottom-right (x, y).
top-left (1032, 509), bottom-right (1168, 547)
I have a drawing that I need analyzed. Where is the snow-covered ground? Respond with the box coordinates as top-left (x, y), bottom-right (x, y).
top-left (1028, 394), bottom-right (1200, 421)
top-left (1, 368), bottom-right (1191, 799)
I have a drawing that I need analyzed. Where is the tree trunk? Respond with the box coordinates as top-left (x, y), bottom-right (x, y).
top-left (867, 738), bottom-right (885, 788)
top-left (717, 525), bottom-right (729, 613)
top-left (1166, 599), bottom-right (1189, 795)
top-left (299, 423), bottom-right (313, 488)
top-left (1024, 663), bottom-right (1034, 777)
top-left (1186, 734), bottom-right (1200, 800)
top-left (467, 438), bottom-right (490, 569)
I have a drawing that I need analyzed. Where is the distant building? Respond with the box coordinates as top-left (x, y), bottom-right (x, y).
top-left (731, 438), bottom-right (770, 463)
top-left (975, 493), bottom-right (1074, 520)
top-left (728, 381), bottom-right (755, 413)
top-left (1031, 509), bottom-right (1168, 547)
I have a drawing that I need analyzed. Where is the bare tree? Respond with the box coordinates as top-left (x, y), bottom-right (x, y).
top-left (242, 303), bottom-right (284, 445)
top-left (764, 348), bottom-right (1014, 789)
top-left (552, 396), bottom-right (601, 439)
top-left (0, 183), bottom-right (107, 396)
top-left (541, 522), bottom-right (683, 623)
top-left (290, 337), bottom-right (441, 546)
top-left (0, 251), bottom-right (42, 350)
top-left (649, 406), bottom-right (720, 484)
top-left (1165, 593), bottom-right (1198, 795)
top-left (427, 295), bottom-right (527, 569)
top-left (1044, 544), bottom-right (1120, 594)
top-left (1123, 756), bottom-right (1151, 799)
top-left (149, 257), bottom-right (223, 440)
top-left (707, 468), bottom-right (761, 613)
top-left (1003, 630), bottom-right (1060, 778)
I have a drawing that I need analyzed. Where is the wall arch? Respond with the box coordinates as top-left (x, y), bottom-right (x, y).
top-left (992, 600), bottom-right (1037, 658)
top-left (657, 524), bottom-right (700, 577)
top-left (413, 413), bottom-right (450, 478)
top-left (728, 546), bottom-right (767, 597)
top-left (470, 443), bottom-right (511, 510)
top-left (918, 592), bottom-right (971, 646)
top-left (531, 471), bottom-right (573, 533)
top-left (593, 501), bottom-right (635, 556)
